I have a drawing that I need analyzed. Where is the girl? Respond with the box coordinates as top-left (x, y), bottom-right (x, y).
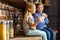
top-left (23, 3), bottom-right (47, 40)
top-left (34, 3), bottom-right (54, 40)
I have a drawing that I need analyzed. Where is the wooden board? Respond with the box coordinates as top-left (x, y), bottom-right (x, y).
top-left (9, 37), bottom-right (42, 40)
top-left (0, 16), bottom-right (6, 20)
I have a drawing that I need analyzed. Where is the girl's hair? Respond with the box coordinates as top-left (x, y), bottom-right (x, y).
top-left (24, 3), bottom-right (35, 22)
top-left (35, 3), bottom-right (44, 8)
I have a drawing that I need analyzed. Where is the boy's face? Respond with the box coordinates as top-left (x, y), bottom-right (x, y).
top-left (37, 5), bottom-right (44, 12)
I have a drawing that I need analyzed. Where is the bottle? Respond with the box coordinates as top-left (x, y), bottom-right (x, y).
top-left (6, 21), bottom-right (9, 40)
top-left (0, 20), bottom-right (6, 40)
top-left (9, 20), bottom-right (14, 38)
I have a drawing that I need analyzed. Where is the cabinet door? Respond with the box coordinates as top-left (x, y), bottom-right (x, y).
top-left (45, 0), bottom-right (50, 4)
top-left (42, 0), bottom-right (50, 6)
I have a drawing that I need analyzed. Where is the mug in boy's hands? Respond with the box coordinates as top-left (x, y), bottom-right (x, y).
top-left (40, 16), bottom-right (45, 22)
top-left (38, 16), bottom-right (45, 22)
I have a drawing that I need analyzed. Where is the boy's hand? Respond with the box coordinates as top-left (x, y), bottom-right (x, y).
top-left (43, 14), bottom-right (48, 18)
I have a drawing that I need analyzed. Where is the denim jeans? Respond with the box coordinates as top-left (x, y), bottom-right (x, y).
top-left (39, 27), bottom-right (54, 40)
top-left (26, 29), bottom-right (47, 40)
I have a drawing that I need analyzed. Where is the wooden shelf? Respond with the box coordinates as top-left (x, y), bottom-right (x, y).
top-left (44, 4), bottom-right (50, 6)
top-left (26, 0), bottom-right (50, 7)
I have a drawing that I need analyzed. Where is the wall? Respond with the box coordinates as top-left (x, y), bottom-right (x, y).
top-left (46, 0), bottom-right (58, 30)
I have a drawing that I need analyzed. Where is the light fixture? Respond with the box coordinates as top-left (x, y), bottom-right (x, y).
top-left (27, 0), bottom-right (42, 3)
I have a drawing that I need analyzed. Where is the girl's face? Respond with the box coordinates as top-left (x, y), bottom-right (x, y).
top-left (37, 5), bottom-right (44, 12)
top-left (31, 5), bottom-right (36, 14)
top-left (29, 5), bottom-right (36, 14)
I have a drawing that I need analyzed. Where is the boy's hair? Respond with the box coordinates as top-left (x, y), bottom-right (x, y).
top-left (35, 3), bottom-right (44, 8)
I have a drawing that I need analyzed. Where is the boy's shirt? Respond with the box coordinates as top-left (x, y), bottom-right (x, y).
top-left (34, 12), bottom-right (49, 29)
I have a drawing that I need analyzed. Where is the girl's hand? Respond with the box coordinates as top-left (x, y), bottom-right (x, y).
top-left (31, 27), bottom-right (36, 30)
top-left (36, 16), bottom-right (41, 23)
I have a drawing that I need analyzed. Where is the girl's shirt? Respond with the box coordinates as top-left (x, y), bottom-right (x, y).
top-left (34, 12), bottom-right (49, 29)
top-left (23, 13), bottom-right (35, 33)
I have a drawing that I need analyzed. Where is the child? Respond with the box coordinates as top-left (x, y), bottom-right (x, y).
top-left (34, 3), bottom-right (54, 40)
top-left (23, 3), bottom-right (47, 40)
